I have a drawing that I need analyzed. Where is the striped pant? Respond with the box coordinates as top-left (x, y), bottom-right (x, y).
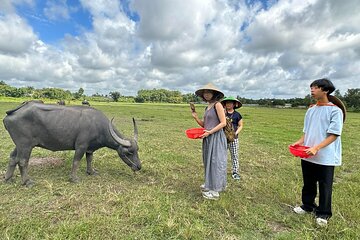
top-left (227, 138), bottom-right (239, 174)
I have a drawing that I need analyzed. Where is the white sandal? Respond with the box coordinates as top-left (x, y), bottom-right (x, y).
top-left (202, 191), bottom-right (219, 200)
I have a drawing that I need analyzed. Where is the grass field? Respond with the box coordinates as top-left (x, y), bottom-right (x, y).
top-left (0, 101), bottom-right (359, 239)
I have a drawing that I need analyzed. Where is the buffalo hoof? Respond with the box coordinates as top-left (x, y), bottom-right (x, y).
top-left (69, 176), bottom-right (80, 183)
top-left (3, 177), bottom-right (15, 184)
top-left (86, 169), bottom-right (98, 176)
top-left (22, 179), bottom-right (34, 187)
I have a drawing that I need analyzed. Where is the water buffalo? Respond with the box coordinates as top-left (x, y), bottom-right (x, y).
top-left (82, 100), bottom-right (90, 106)
top-left (3, 101), bottom-right (141, 186)
top-left (57, 100), bottom-right (65, 105)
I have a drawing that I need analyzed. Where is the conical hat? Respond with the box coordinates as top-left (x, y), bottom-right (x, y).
top-left (221, 96), bottom-right (242, 109)
top-left (195, 83), bottom-right (224, 101)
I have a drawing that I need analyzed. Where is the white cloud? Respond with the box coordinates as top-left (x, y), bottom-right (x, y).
top-left (0, 14), bottom-right (37, 54)
top-left (0, 0), bottom-right (359, 98)
top-left (44, 0), bottom-right (70, 21)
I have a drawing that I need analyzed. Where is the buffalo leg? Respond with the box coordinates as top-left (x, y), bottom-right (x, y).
top-left (70, 149), bottom-right (85, 182)
top-left (4, 148), bottom-right (17, 182)
top-left (17, 148), bottom-right (33, 187)
top-left (86, 152), bottom-right (97, 175)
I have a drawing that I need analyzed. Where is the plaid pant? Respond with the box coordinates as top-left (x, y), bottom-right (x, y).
top-left (227, 138), bottom-right (239, 174)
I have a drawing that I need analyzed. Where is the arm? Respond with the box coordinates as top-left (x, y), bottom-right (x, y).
top-left (201, 102), bottom-right (226, 138)
top-left (191, 111), bottom-right (204, 127)
top-left (306, 134), bottom-right (338, 156)
top-left (235, 119), bottom-right (243, 135)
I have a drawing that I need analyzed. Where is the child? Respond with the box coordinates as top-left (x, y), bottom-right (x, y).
top-left (191, 83), bottom-right (227, 200)
top-left (221, 96), bottom-right (243, 180)
top-left (292, 78), bottom-right (346, 227)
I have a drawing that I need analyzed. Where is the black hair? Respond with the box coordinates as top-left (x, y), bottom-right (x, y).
top-left (310, 78), bottom-right (335, 95)
top-left (310, 78), bottom-right (346, 122)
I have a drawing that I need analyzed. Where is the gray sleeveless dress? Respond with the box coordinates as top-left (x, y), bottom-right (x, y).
top-left (202, 105), bottom-right (227, 192)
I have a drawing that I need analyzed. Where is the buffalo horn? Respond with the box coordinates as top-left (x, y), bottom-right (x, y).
top-left (109, 118), bottom-right (131, 147)
top-left (133, 118), bottom-right (138, 142)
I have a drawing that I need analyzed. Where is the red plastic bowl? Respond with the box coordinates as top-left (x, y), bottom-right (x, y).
top-left (185, 128), bottom-right (205, 139)
top-left (289, 145), bottom-right (311, 158)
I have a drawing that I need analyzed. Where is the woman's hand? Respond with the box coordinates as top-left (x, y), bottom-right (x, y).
top-left (192, 111), bottom-right (204, 127)
top-left (200, 130), bottom-right (211, 138)
top-left (305, 146), bottom-right (319, 156)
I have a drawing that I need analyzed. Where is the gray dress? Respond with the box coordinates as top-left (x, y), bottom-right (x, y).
top-left (202, 105), bottom-right (227, 192)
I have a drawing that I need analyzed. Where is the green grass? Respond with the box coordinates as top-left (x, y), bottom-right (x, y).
top-left (0, 101), bottom-right (359, 239)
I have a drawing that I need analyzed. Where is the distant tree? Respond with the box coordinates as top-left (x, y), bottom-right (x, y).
top-left (78, 87), bottom-right (84, 96)
top-left (134, 96), bottom-right (145, 103)
top-left (343, 88), bottom-right (360, 111)
top-left (334, 89), bottom-right (343, 100)
top-left (272, 99), bottom-right (285, 106)
top-left (0, 85), bottom-right (25, 97)
top-left (182, 93), bottom-right (201, 103)
top-left (20, 86), bottom-right (35, 97)
top-left (136, 88), bottom-right (183, 103)
top-left (258, 98), bottom-right (273, 106)
top-left (0, 80), bottom-right (7, 85)
top-left (92, 92), bottom-right (103, 97)
top-left (136, 89), bottom-right (150, 102)
top-left (34, 88), bottom-right (72, 100)
top-left (73, 88), bottom-right (84, 99)
top-left (109, 91), bottom-right (121, 102)
top-left (237, 96), bottom-right (258, 104)
top-left (304, 94), bottom-right (313, 106)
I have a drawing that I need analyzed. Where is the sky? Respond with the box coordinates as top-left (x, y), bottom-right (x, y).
top-left (0, 0), bottom-right (359, 99)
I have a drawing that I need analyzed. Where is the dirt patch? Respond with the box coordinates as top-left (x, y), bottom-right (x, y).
top-left (29, 157), bottom-right (64, 166)
top-left (268, 221), bottom-right (289, 233)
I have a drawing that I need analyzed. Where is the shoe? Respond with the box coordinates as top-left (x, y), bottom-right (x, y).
top-left (200, 184), bottom-right (209, 192)
top-left (202, 191), bottom-right (219, 200)
top-left (293, 206), bottom-right (307, 214)
top-left (232, 173), bottom-right (240, 180)
top-left (316, 217), bottom-right (328, 227)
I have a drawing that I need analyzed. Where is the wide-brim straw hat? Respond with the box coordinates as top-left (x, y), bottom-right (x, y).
top-left (221, 96), bottom-right (242, 109)
top-left (195, 83), bottom-right (224, 101)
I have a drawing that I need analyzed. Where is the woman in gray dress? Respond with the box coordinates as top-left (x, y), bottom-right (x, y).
top-left (191, 83), bottom-right (227, 200)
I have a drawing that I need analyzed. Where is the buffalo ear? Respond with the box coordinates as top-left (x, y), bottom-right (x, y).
top-left (109, 118), bottom-right (131, 147)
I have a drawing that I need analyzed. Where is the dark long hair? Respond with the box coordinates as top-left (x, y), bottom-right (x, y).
top-left (328, 95), bottom-right (346, 122)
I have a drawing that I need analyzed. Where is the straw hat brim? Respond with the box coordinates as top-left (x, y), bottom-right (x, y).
top-left (221, 100), bottom-right (242, 109)
top-left (221, 97), bottom-right (242, 109)
top-left (195, 83), bottom-right (224, 101)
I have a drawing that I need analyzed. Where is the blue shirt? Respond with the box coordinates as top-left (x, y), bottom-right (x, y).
top-left (302, 103), bottom-right (343, 166)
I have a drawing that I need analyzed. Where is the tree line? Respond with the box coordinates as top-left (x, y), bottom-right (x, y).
top-left (1, 81), bottom-right (359, 111)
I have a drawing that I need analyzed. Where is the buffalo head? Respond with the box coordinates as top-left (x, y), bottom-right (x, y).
top-left (109, 118), bottom-right (141, 171)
